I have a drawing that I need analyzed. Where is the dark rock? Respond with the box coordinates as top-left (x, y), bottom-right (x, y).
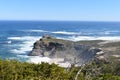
top-left (42, 34), bottom-right (54, 39)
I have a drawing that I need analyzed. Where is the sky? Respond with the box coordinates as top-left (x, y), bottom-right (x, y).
top-left (0, 0), bottom-right (120, 21)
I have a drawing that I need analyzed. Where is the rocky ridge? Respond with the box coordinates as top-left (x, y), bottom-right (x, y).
top-left (28, 35), bottom-right (103, 66)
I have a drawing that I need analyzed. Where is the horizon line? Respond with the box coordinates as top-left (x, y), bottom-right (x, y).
top-left (0, 20), bottom-right (120, 22)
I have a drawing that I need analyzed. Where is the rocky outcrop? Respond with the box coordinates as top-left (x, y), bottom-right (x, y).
top-left (28, 35), bottom-right (102, 65)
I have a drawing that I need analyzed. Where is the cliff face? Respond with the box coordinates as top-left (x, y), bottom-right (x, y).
top-left (28, 35), bottom-right (101, 64)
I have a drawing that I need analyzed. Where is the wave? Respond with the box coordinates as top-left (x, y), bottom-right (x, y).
top-left (8, 36), bottom-right (41, 54)
top-left (21, 30), bottom-right (80, 35)
top-left (10, 42), bottom-right (33, 54)
top-left (21, 29), bottom-right (120, 36)
top-left (99, 30), bottom-right (120, 35)
top-left (52, 31), bottom-right (80, 35)
top-left (68, 36), bottom-right (96, 41)
top-left (52, 30), bottom-right (120, 36)
top-left (21, 29), bottom-right (49, 33)
top-left (68, 36), bottom-right (120, 41)
top-left (8, 36), bottom-right (41, 41)
top-left (0, 41), bottom-right (12, 44)
top-left (8, 37), bottom-right (21, 40)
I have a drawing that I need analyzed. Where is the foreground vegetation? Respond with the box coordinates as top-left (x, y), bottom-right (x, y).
top-left (0, 58), bottom-right (120, 80)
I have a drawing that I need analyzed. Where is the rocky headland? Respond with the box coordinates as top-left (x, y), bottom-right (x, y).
top-left (28, 35), bottom-right (120, 67)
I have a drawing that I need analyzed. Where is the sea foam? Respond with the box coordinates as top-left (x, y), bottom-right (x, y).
top-left (8, 36), bottom-right (41, 54)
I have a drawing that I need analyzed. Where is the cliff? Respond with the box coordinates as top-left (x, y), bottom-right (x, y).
top-left (28, 35), bottom-right (102, 65)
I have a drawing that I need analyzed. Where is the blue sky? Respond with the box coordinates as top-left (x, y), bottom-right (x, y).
top-left (0, 0), bottom-right (120, 21)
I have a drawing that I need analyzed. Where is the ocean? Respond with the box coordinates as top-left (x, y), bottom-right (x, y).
top-left (0, 21), bottom-right (120, 63)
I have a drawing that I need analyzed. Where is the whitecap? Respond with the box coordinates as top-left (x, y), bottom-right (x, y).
top-left (9, 36), bottom-right (41, 54)
top-left (8, 37), bottom-right (21, 40)
top-left (22, 29), bottom-right (49, 33)
top-left (10, 49), bottom-right (22, 54)
top-left (68, 36), bottom-right (96, 41)
top-left (52, 31), bottom-right (80, 35)
top-left (8, 36), bottom-right (41, 41)
top-left (67, 36), bottom-right (120, 41)
top-left (7, 41), bottom-right (12, 44)
top-left (10, 41), bottom-right (34, 54)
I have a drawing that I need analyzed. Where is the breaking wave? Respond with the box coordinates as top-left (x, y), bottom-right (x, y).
top-left (8, 36), bottom-right (41, 54)
top-left (68, 36), bottom-right (120, 41)
top-left (52, 31), bottom-right (80, 35)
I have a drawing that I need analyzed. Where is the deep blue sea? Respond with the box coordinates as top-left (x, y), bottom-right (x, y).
top-left (0, 21), bottom-right (120, 62)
